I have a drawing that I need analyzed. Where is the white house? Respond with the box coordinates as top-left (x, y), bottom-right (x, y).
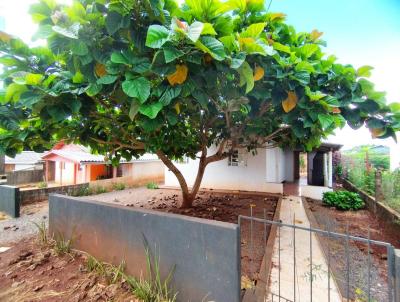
top-left (164, 143), bottom-right (342, 199)
top-left (5, 151), bottom-right (44, 172)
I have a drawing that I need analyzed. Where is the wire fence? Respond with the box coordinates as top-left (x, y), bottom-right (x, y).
top-left (341, 155), bottom-right (400, 214)
top-left (239, 214), bottom-right (397, 302)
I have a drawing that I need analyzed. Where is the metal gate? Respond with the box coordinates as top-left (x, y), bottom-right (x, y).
top-left (239, 214), bottom-right (397, 302)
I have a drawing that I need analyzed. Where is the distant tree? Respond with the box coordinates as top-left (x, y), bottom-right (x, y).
top-left (0, 0), bottom-right (399, 207)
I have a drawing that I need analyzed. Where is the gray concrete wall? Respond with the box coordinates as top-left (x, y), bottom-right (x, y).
top-left (20, 183), bottom-right (88, 204)
top-left (0, 185), bottom-right (20, 217)
top-left (6, 169), bottom-right (44, 185)
top-left (49, 195), bottom-right (241, 302)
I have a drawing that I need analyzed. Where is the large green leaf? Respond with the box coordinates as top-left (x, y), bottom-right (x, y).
top-left (318, 114), bottom-right (334, 129)
top-left (122, 77), bottom-right (151, 103)
top-left (145, 25), bottom-right (170, 48)
top-left (139, 102), bottom-right (163, 119)
top-left (129, 100), bottom-right (140, 120)
top-left (97, 75), bottom-right (118, 85)
top-left (106, 11), bottom-right (123, 35)
top-left (111, 52), bottom-right (130, 64)
top-left (5, 84), bottom-right (28, 102)
top-left (238, 61), bottom-right (254, 93)
top-left (357, 65), bottom-right (373, 78)
top-left (159, 86), bottom-right (182, 105)
top-left (71, 41), bottom-right (89, 56)
top-left (195, 36), bottom-right (226, 61)
top-left (163, 46), bottom-right (185, 63)
top-left (299, 44), bottom-right (319, 59)
top-left (241, 23), bottom-right (266, 38)
top-left (52, 24), bottom-right (79, 39)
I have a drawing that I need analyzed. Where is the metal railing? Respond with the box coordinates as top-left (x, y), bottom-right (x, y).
top-left (239, 214), bottom-right (397, 302)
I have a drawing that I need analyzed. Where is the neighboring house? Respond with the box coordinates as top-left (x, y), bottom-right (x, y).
top-left (164, 142), bottom-right (342, 199)
top-left (5, 152), bottom-right (44, 172)
top-left (42, 142), bottom-right (164, 185)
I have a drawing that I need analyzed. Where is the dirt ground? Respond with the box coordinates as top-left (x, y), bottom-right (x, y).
top-left (305, 197), bottom-right (400, 302)
top-left (1, 201), bottom-right (48, 245)
top-left (0, 237), bottom-right (137, 302)
top-left (83, 188), bottom-right (279, 283)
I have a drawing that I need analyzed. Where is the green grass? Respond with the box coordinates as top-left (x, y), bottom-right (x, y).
top-left (112, 182), bottom-right (126, 191)
top-left (53, 232), bottom-right (73, 256)
top-left (85, 248), bottom-right (177, 302)
top-left (33, 221), bottom-right (49, 247)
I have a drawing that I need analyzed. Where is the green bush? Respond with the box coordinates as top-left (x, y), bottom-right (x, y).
top-left (72, 186), bottom-right (93, 197)
top-left (322, 191), bottom-right (365, 211)
top-left (146, 182), bottom-right (159, 190)
top-left (112, 182), bottom-right (126, 191)
top-left (94, 186), bottom-right (107, 194)
top-left (37, 181), bottom-right (48, 189)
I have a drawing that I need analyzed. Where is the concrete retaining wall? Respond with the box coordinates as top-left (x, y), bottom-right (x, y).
top-left (49, 195), bottom-right (241, 302)
top-left (6, 169), bottom-right (44, 185)
top-left (0, 185), bottom-right (20, 217)
top-left (20, 183), bottom-right (88, 204)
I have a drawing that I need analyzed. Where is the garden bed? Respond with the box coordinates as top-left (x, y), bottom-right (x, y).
top-left (304, 197), bottom-right (400, 302)
top-left (83, 187), bottom-right (279, 285)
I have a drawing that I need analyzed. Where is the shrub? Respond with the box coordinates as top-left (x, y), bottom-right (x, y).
top-left (146, 182), bottom-right (159, 190)
top-left (112, 182), bottom-right (126, 191)
top-left (93, 186), bottom-right (107, 194)
top-left (72, 186), bottom-right (92, 197)
top-left (37, 181), bottom-right (48, 189)
top-left (322, 191), bottom-right (365, 211)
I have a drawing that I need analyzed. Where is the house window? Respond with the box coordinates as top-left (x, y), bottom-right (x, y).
top-left (228, 150), bottom-right (239, 166)
top-left (228, 149), bottom-right (247, 167)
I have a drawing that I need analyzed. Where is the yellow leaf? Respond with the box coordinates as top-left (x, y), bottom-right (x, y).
top-left (331, 107), bottom-right (341, 114)
top-left (0, 31), bottom-right (12, 43)
top-left (167, 64), bottom-right (188, 86)
top-left (238, 37), bottom-right (255, 50)
top-left (370, 128), bottom-right (385, 138)
top-left (310, 29), bottom-right (323, 41)
top-left (174, 102), bottom-right (181, 114)
top-left (282, 91), bottom-right (298, 113)
top-left (95, 63), bottom-right (107, 77)
top-left (269, 13), bottom-right (286, 21)
top-left (241, 276), bottom-right (254, 289)
top-left (253, 66), bottom-right (264, 81)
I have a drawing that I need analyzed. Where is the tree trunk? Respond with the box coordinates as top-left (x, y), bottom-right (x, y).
top-left (156, 149), bottom-right (227, 208)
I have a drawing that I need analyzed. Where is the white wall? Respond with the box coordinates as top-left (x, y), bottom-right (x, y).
top-left (131, 161), bottom-right (164, 183)
top-left (165, 146), bottom-right (285, 194)
top-left (55, 161), bottom-right (75, 185)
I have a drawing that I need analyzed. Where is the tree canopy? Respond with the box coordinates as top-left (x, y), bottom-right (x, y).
top-left (0, 0), bottom-right (399, 206)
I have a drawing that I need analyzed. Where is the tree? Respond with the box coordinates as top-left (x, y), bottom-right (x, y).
top-left (0, 0), bottom-right (399, 207)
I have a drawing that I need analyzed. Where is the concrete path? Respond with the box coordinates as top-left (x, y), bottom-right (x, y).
top-left (266, 196), bottom-right (342, 302)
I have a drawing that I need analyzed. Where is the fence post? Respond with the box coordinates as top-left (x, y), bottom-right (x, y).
top-left (375, 168), bottom-right (384, 203)
top-left (395, 249), bottom-right (400, 302)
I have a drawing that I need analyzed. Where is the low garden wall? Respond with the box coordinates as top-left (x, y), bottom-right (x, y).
top-left (20, 183), bottom-right (88, 204)
top-left (49, 195), bottom-right (241, 302)
top-left (0, 185), bottom-right (20, 217)
top-left (6, 169), bottom-right (44, 185)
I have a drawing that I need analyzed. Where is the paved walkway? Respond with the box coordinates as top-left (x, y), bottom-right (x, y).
top-left (266, 196), bottom-right (342, 302)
